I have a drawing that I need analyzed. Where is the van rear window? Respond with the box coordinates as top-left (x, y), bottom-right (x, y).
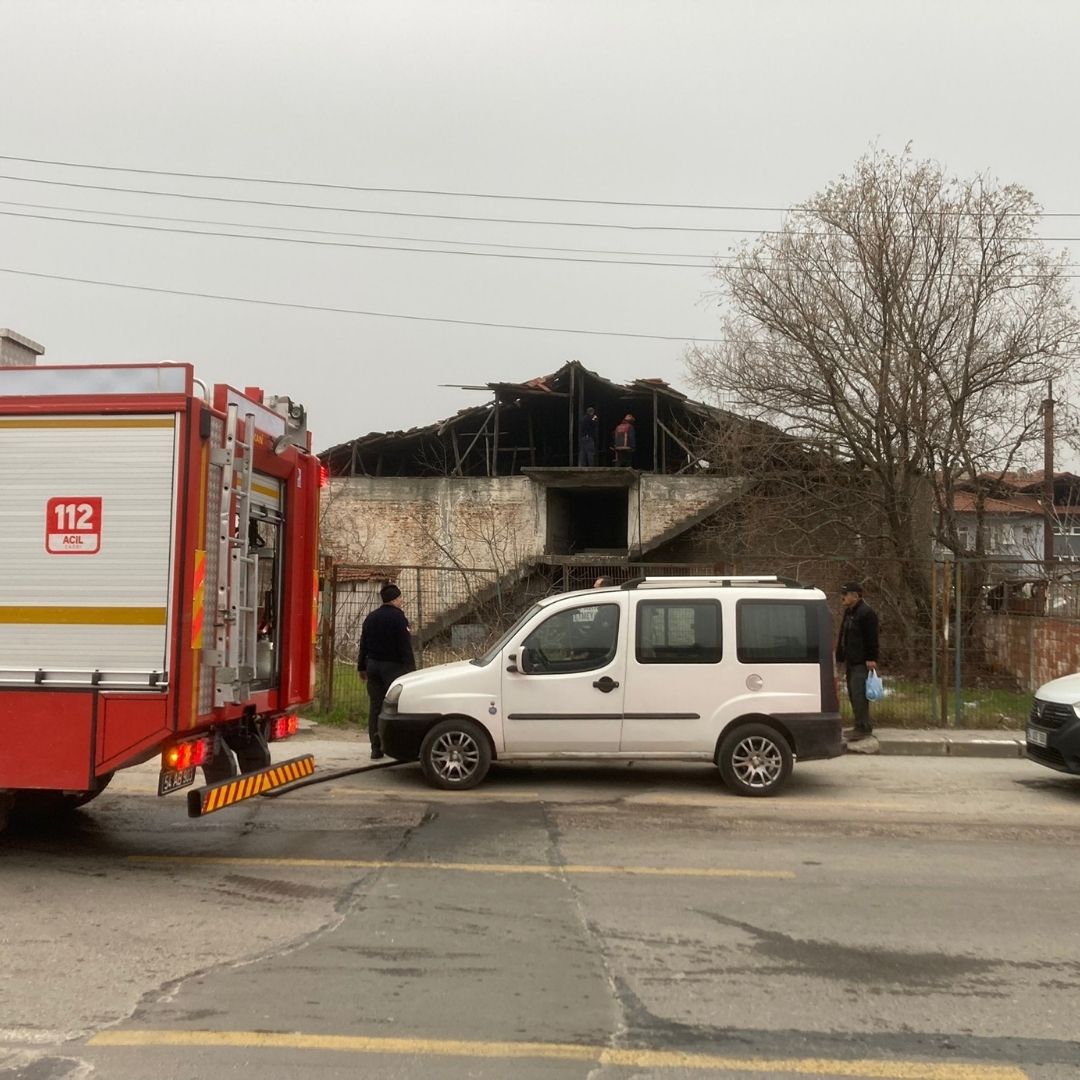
top-left (636, 600), bottom-right (722, 664)
top-left (736, 600), bottom-right (820, 664)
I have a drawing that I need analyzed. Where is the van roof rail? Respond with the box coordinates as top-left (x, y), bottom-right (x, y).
top-left (620, 575), bottom-right (809, 590)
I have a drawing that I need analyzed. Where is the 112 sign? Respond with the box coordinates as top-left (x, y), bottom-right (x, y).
top-left (46, 497), bottom-right (103, 555)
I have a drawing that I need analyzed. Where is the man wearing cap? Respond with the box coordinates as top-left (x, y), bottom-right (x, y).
top-left (612, 414), bottom-right (636, 467)
top-left (836, 582), bottom-right (879, 743)
top-left (357, 583), bottom-right (416, 760)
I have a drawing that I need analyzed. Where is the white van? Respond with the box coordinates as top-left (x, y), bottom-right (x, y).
top-left (381, 576), bottom-right (842, 796)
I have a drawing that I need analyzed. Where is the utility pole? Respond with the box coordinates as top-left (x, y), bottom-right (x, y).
top-left (1043, 379), bottom-right (1055, 567)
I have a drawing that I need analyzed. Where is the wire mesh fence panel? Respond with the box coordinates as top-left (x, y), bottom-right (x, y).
top-left (314, 557), bottom-right (1080, 729)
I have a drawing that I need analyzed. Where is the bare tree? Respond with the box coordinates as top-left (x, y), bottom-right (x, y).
top-left (689, 148), bottom-right (1080, 627)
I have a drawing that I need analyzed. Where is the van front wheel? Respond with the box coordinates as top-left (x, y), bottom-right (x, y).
top-left (419, 719), bottom-right (491, 790)
top-left (718, 724), bottom-right (792, 797)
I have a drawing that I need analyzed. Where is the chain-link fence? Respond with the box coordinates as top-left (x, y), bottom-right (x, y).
top-left (314, 556), bottom-right (1080, 730)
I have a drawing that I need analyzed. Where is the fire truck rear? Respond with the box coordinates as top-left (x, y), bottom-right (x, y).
top-left (0, 363), bottom-right (320, 826)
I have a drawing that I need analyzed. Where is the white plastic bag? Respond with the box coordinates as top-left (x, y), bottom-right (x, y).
top-left (865, 670), bottom-right (884, 701)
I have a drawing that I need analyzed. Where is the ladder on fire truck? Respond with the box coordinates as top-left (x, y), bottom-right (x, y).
top-left (211, 404), bottom-right (260, 706)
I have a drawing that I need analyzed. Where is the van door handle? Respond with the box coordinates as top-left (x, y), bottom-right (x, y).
top-left (592, 676), bottom-right (619, 693)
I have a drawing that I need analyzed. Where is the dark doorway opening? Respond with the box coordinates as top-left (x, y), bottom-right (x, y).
top-left (546, 488), bottom-right (629, 555)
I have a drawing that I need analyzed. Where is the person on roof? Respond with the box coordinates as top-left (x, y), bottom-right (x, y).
top-left (612, 414), bottom-right (636, 467)
top-left (578, 406), bottom-right (600, 467)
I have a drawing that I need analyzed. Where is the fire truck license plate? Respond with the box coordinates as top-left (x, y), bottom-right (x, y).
top-left (158, 765), bottom-right (197, 796)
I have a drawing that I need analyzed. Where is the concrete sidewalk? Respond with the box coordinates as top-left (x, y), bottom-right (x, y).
top-left (861, 728), bottom-right (1029, 758)
top-left (299, 720), bottom-right (1030, 760)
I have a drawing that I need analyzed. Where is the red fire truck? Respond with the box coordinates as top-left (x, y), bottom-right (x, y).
top-left (0, 363), bottom-right (320, 827)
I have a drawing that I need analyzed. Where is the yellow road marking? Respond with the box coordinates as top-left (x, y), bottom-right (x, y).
top-left (87, 1029), bottom-right (1028, 1078)
top-left (0, 606), bottom-right (167, 625)
top-left (126, 854), bottom-right (793, 879)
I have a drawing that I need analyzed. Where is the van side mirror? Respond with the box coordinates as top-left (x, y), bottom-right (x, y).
top-left (506, 653), bottom-right (519, 673)
top-left (519, 647), bottom-right (534, 674)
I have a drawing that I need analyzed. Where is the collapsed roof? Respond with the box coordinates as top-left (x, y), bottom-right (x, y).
top-left (321, 361), bottom-right (736, 478)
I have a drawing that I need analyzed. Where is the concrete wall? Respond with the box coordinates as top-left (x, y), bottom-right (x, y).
top-left (322, 475), bottom-right (546, 569)
top-left (631, 475), bottom-right (742, 551)
top-left (325, 473), bottom-right (743, 567)
top-left (981, 613), bottom-right (1080, 691)
top-left (0, 329), bottom-right (44, 368)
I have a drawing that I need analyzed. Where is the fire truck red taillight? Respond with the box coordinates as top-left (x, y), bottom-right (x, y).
top-left (319, 464), bottom-right (330, 488)
top-left (270, 715), bottom-right (299, 741)
top-left (163, 737), bottom-right (212, 771)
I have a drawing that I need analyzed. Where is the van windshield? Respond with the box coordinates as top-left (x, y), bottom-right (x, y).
top-left (472, 603), bottom-right (543, 667)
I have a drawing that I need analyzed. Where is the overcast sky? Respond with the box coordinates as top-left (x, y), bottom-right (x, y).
top-left (2, 0), bottom-right (1078, 455)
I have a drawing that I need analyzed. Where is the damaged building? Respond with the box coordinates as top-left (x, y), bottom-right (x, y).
top-left (321, 361), bottom-right (744, 563)
top-left (319, 361), bottom-right (790, 654)
top-left (318, 362), bottom-right (760, 655)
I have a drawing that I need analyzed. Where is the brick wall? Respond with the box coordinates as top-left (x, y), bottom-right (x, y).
top-left (980, 614), bottom-right (1080, 691)
top-left (632, 475), bottom-right (741, 549)
top-left (322, 475), bottom-right (545, 569)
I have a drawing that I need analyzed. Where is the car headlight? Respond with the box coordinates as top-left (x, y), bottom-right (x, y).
top-left (385, 683), bottom-right (403, 706)
top-left (1073, 702), bottom-right (1080, 719)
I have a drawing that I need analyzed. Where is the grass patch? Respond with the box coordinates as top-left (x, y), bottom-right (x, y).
top-left (856, 677), bottom-right (1029, 730)
top-left (306, 662), bottom-right (370, 729)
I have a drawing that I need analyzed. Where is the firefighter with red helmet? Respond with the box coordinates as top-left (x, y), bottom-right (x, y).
top-left (612, 414), bottom-right (636, 467)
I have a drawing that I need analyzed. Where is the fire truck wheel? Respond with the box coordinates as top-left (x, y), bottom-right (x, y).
top-left (13, 772), bottom-right (114, 818)
top-left (419, 719), bottom-right (491, 790)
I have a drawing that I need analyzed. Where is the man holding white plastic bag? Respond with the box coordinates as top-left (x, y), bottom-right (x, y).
top-left (836, 582), bottom-right (880, 743)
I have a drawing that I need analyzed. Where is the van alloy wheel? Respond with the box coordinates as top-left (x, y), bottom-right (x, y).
top-left (419, 719), bottom-right (492, 790)
top-left (730, 736), bottom-right (784, 789)
top-left (717, 722), bottom-right (793, 797)
top-left (430, 730), bottom-right (481, 783)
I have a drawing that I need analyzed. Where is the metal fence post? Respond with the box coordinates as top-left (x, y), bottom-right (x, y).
top-left (953, 560), bottom-right (962, 730)
top-left (930, 560), bottom-right (938, 724)
top-left (317, 558), bottom-right (336, 713)
top-left (415, 566), bottom-right (424, 667)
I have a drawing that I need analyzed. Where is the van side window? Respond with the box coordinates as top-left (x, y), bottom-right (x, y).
top-left (521, 603), bottom-right (619, 674)
top-left (635, 600), bottom-right (722, 664)
top-left (736, 600), bottom-right (819, 663)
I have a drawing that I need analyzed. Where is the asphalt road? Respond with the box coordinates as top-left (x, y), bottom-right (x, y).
top-left (2, 740), bottom-right (1079, 1080)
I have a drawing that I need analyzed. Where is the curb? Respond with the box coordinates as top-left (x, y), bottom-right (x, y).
top-left (863, 735), bottom-right (1027, 759)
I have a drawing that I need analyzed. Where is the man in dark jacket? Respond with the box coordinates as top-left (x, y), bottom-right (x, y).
top-left (835, 581), bottom-right (879, 742)
top-left (357, 583), bottom-right (416, 759)
top-left (579, 406), bottom-right (600, 466)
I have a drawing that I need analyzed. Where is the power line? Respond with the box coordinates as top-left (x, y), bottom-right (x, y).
top-left (4, 202), bottom-right (1079, 277)
top-left (0, 198), bottom-right (724, 260)
top-left (6, 172), bottom-right (1080, 244)
top-left (3, 152), bottom-right (1079, 218)
top-left (0, 173), bottom-right (780, 234)
top-left (5, 204), bottom-right (1079, 281)
top-left (0, 153), bottom-right (789, 213)
top-left (0, 206), bottom-right (716, 269)
top-left (0, 265), bottom-right (723, 342)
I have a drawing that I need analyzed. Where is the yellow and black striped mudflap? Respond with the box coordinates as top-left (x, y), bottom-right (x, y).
top-left (187, 755), bottom-right (316, 818)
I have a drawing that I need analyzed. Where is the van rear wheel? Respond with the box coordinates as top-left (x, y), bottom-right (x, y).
top-left (718, 724), bottom-right (792, 797)
top-left (419, 719), bottom-right (491, 790)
